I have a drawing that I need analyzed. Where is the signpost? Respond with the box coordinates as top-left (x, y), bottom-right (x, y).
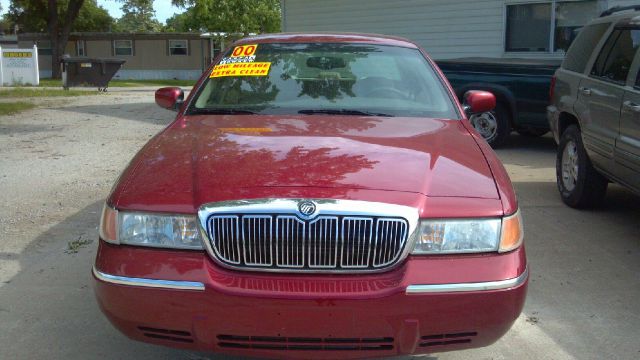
top-left (0, 45), bottom-right (40, 86)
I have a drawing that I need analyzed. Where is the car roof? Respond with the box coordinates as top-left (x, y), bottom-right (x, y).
top-left (234, 32), bottom-right (419, 49)
top-left (615, 14), bottom-right (640, 27)
top-left (590, 10), bottom-right (640, 27)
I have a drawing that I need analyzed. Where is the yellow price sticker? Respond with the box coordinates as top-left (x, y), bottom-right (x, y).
top-left (230, 44), bottom-right (258, 58)
top-left (210, 62), bottom-right (271, 78)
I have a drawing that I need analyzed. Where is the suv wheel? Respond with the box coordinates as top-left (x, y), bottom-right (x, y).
top-left (469, 102), bottom-right (510, 148)
top-left (556, 125), bottom-right (608, 208)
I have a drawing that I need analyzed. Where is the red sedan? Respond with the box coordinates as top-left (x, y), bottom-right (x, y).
top-left (94, 33), bottom-right (527, 359)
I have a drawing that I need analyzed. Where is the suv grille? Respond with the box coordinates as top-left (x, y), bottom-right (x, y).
top-left (205, 214), bottom-right (408, 271)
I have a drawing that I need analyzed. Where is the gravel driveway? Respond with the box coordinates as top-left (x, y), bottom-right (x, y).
top-left (0, 90), bottom-right (638, 359)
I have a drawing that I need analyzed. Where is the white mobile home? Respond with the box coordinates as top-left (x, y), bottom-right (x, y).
top-left (280, 0), bottom-right (639, 60)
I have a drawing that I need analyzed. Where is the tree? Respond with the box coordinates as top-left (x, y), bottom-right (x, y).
top-left (115, 0), bottom-right (163, 32)
top-left (164, 8), bottom-right (200, 32)
top-left (170, 0), bottom-right (281, 34)
top-left (6, 0), bottom-right (112, 32)
top-left (6, 0), bottom-right (114, 77)
top-left (73, 1), bottom-right (114, 32)
top-left (0, 18), bottom-right (10, 35)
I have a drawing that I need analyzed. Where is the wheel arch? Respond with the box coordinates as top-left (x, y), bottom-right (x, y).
top-left (557, 112), bottom-right (580, 136)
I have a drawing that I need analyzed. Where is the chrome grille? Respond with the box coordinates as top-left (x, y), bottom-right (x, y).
top-left (374, 219), bottom-right (408, 267)
top-left (276, 216), bottom-right (305, 268)
top-left (205, 214), bottom-right (409, 272)
top-left (208, 216), bottom-right (241, 264)
top-left (308, 217), bottom-right (338, 268)
top-left (242, 215), bottom-right (272, 266)
top-left (341, 217), bottom-right (373, 268)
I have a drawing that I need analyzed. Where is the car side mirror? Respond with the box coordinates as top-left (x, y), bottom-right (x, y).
top-left (463, 90), bottom-right (496, 115)
top-left (155, 87), bottom-right (184, 111)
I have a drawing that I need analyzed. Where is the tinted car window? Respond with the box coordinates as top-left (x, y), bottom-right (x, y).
top-left (591, 28), bottom-right (640, 84)
top-left (563, 23), bottom-right (610, 73)
top-left (191, 43), bottom-right (458, 118)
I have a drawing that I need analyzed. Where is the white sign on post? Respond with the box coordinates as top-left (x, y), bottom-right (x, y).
top-left (0, 45), bottom-right (40, 86)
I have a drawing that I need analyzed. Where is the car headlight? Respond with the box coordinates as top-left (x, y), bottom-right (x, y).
top-left (99, 205), bottom-right (204, 250)
top-left (412, 209), bottom-right (523, 254)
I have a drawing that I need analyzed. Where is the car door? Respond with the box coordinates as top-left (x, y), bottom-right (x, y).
top-left (616, 35), bottom-right (640, 192)
top-left (574, 27), bottom-right (637, 173)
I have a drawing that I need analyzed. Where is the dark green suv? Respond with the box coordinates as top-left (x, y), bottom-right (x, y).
top-left (548, 6), bottom-right (640, 208)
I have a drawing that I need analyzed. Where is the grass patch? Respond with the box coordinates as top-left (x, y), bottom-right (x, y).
top-left (38, 78), bottom-right (196, 88)
top-left (111, 79), bottom-right (197, 87)
top-left (0, 101), bottom-right (37, 115)
top-left (0, 88), bottom-right (97, 98)
top-left (66, 238), bottom-right (93, 254)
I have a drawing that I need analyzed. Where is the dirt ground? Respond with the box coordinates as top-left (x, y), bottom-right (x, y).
top-left (0, 90), bottom-right (638, 360)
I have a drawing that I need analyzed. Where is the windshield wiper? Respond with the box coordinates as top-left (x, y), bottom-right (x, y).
top-left (190, 108), bottom-right (257, 115)
top-left (298, 109), bottom-right (394, 117)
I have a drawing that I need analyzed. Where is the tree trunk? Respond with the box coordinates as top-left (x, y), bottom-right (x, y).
top-left (47, 0), bottom-right (85, 79)
top-left (50, 35), bottom-right (62, 79)
top-left (47, 0), bottom-right (61, 78)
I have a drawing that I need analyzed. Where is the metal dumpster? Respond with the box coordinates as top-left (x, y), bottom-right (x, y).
top-left (61, 57), bottom-right (126, 91)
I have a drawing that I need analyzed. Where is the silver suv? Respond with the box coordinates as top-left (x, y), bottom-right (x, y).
top-left (548, 6), bottom-right (640, 208)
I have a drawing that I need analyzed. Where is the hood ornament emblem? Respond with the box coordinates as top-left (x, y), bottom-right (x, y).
top-left (297, 200), bottom-right (317, 217)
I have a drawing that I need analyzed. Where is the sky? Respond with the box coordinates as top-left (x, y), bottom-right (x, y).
top-left (97, 0), bottom-right (182, 23)
top-left (0, 0), bottom-right (182, 24)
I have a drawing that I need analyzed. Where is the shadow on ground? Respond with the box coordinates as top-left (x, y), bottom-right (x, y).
top-left (500, 132), bottom-right (557, 151)
top-left (54, 101), bottom-right (176, 125)
top-left (0, 201), bottom-right (231, 359)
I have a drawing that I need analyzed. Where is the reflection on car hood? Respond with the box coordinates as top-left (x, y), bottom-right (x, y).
top-left (111, 114), bottom-right (499, 212)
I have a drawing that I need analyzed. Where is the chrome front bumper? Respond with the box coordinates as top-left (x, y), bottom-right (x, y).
top-left (93, 266), bottom-right (528, 294)
top-left (406, 267), bottom-right (529, 294)
top-left (93, 266), bottom-right (205, 291)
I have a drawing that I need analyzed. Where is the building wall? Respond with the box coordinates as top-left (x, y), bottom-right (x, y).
top-left (281, 0), bottom-right (636, 60)
top-left (108, 38), bottom-right (206, 80)
top-left (18, 35), bottom-right (207, 80)
top-left (85, 40), bottom-right (111, 58)
top-left (0, 35), bottom-right (19, 48)
top-left (118, 39), bottom-right (204, 70)
top-left (282, 0), bottom-right (506, 59)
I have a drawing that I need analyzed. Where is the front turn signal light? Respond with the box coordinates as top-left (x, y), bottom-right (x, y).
top-left (99, 204), bottom-right (118, 244)
top-left (499, 209), bottom-right (523, 252)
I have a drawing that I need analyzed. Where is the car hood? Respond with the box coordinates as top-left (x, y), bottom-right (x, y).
top-left (111, 114), bottom-right (499, 212)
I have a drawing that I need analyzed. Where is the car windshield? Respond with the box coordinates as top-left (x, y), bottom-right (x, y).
top-left (190, 42), bottom-right (458, 118)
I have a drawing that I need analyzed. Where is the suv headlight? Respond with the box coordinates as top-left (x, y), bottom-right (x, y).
top-left (412, 210), bottom-right (523, 254)
top-left (99, 205), bottom-right (204, 250)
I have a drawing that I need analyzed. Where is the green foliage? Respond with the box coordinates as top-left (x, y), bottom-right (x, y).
top-left (169, 0), bottom-right (281, 34)
top-left (66, 237), bottom-right (93, 254)
top-left (115, 0), bottom-right (163, 32)
top-left (0, 17), bottom-right (11, 34)
top-left (164, 9), bottom-right (199, 32)
top-left (74, 1), bottom-right (114, 32)
top-left (5, 0), bottom-right (114, 33)
top-left (0, 101), bottom-right (36, 116)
